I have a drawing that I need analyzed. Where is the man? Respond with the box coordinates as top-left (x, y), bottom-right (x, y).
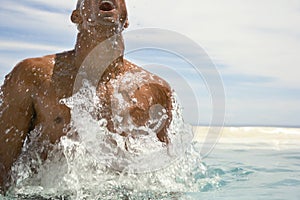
top-left (0, 0), bottom-right (172, 192)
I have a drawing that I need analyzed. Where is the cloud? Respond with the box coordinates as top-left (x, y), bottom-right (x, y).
top-left (124, 0), bottom-right (300, 126)
top-left (0, 0), bottom-right (299, 126)
top-left (0, 40), bottom-right (65, 52)
top-left (0, 0), bottom-right (76, 45)
top-left (126, 0), bottom-right (300, 89)
top-left (226, 96), bottom-right (300, 127)
top-left (22, 0), bottom-right (76, 11)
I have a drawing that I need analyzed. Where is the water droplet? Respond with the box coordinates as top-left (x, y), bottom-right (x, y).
top-left (5, 127), bottom-right (12, 134)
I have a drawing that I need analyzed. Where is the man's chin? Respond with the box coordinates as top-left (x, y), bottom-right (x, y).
top-left (101, 17), bottom-right (118, 25)
top-left (96, 19), bottom-right (124, 31)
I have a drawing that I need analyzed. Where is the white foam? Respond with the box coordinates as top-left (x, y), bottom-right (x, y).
top-left (10, 80), bottom-right (200, 199)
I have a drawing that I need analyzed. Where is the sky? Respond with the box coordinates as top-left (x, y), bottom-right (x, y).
top-left (0, 0), bottom-right (299, 127)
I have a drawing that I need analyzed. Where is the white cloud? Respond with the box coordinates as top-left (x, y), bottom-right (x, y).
top-left (26, 0), bottom-right (76, 10)
top-left (0, 40), bottom-right (65, 52)
top-left (125, 0), bottom-right (300, 126)
top-left (0, 0), bottom-right (299, 126)
top-left (226, 97), bottom-right (300, 126)
top-left (126, 0), bottom-right (300, 89)
top-left (0, 1), bottom-right (76, 39)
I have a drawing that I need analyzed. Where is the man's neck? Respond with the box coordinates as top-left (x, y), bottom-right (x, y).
top-left (71, 29), bottom-right (126, 90)
top-left (73, 29), bottom-right (125, 69)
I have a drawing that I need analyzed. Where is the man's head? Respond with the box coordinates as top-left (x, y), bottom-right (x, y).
top-left (71, 0), bottom-right (129, 34)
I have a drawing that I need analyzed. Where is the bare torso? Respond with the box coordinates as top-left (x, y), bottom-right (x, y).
top-left (0, 50), bottom-right (172, 190)
top-left (0, 0), bottom-right (173, 193)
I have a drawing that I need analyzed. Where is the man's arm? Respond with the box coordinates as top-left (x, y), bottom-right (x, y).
top-left (0, 61), bottom-right (35, 192)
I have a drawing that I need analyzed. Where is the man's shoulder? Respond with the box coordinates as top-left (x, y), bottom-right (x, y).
top-left (13, 54), bottom-right (56, 74)
top-left (124, 59), bottom-right (171, 90)
top-left (2, 54), bottom-right (60, 90)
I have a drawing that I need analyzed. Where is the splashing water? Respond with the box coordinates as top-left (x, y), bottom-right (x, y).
top-left (5, 80), bottom-right (227, 200)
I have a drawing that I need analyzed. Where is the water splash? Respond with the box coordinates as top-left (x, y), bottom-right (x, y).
top-left (6, 80), bottom-right (228, 199)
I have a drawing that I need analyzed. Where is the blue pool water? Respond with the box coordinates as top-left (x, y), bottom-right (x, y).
top-left (2, 134), bottom-right (300, 200)
top-left (188, 147), bottom-right (300, 200)
top-left (1, 98), bottom-right (300, 200)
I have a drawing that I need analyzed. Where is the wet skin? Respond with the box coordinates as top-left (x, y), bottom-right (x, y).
top-left (0, 0), bottom-right (172, 192)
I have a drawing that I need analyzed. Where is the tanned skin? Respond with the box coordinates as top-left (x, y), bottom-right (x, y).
top-left (0, 0), bottom-right (172, 193)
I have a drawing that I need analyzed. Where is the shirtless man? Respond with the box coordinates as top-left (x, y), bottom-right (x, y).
top-left (0, 0), bottom-right (172, 192)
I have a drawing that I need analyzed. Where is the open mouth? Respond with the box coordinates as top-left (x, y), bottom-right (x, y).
top-left (99, 1), bottom-right (115, 12)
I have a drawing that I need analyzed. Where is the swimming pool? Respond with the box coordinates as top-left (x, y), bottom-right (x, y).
top-left (191, 146), bottom-right (300, 199)
top-left (190, 127), bottom-right (300, 200)
top-left (2, 127), bottom-right (300, 200)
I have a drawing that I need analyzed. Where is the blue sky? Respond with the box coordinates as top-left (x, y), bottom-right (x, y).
top-left (0, 0), bottom-right (299, 127)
